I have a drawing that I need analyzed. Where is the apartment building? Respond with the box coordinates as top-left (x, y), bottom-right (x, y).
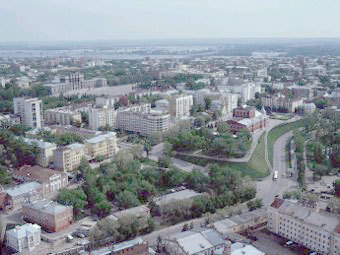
top-left (6, 224), bottom-right (41, 253)
top-left (13, 165), bottom-right (68, 196)
top-left (261, 94), bottom-right (304, 112)
top-left (22, 138), bottom-right (57, 167)
top-left (222, 93), bottom-right (238, 113)
top-left (169, 94), bottom-right (193, 118)
top-left (23, 200), bottom-right (73, 232)
top-left (13, 97), bottom-right (43, 128)
top-left (289, 86), bottom-right (314, 100)
top-left (53, 143), bottom-right (86, 172)
top-left (88, 106), bottom-right (117, 130)
top-left (267, 198), bottom-right (340, 255)
top-left (84, 132), bottom-right (118, 160)
top-left (50, 125), bottom-right (102, 139)
top-left (44, 107), bottom-right (82, 126)
top-left (226, 83), bottom-right (261, 103)
top-left (117, 111), bottom-right (170, 136)
top-left (0, 182), bottom-right (42, 211)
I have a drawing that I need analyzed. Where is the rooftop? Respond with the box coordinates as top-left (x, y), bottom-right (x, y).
top-left (231, 242), bottom-right (265, 255)
top-left (84, 132), bottom-right (116, 144)
top-left (6, 223), bottom-right (41, 239)
top-left (90, 237), bottom-right (144, 255)
top-left (5, 181), bottom-right (41, 197)
top-left (170, 228), bottom-right (225, 255)
top-left (22, 137), bottom-right (56, 149)
top-left (14, 165), bottom-right (66, 183)
top-left (154, 189), bottom-right (201, 206)
top-left (24, 199), bottom-right (72, 215)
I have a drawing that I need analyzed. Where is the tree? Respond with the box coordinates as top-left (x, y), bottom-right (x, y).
top-left (0, 165), bottom-right (12, 184)
top-left (204, 97), bottom-right (212, 110)
top-left (116, 190), bottom-right (141, 208)
top-left (144, 142), bottom-right (152, 158)
top-left (57, 188), bottom-right (88, 219)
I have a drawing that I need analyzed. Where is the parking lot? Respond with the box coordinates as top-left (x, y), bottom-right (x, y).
top-left (253, 231), bottom-right (302, 255)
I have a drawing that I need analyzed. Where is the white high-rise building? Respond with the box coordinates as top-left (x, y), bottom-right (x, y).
top-left (13, 97), bottom-right (43, 128)
top-left (169, 94), bottom-right (193, 118)
top-left (222, 93), bottom-right (238, 113)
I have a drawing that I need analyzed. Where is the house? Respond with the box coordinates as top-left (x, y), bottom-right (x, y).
top-left (163, 228), bottom-right (230, 255)
top-left (13, 165), bottom-right (68, 196)
top-left (6, 224), bottom-right (41, 253)
top-left (22, 199), bottom-right (73, 232)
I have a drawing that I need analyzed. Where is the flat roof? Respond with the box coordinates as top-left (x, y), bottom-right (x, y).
top-left (5, 181), bottom-right (41, 197)
top-left (6, 223), bottom-right (41, 239)
top-left (154, 189), bottom-right (201, 206)
top-left (25, 199), bottom-right (71, 215)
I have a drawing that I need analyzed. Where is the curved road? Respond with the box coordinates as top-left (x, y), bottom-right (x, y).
top-left (257, 131), bottom-right (299, 206)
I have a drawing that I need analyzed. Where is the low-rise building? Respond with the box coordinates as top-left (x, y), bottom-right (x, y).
top-left (303, 103), bottom-right (317, 114)
top-left (84, 132), bottom-right (118, 160)
top-left (163, 228), bottom-right (230, 255)
top-left (6, 224), bottom-right (41, 253)
top-left (53, 143), bottom-right (86, 172)
top-left (227, 108), bottom-right (268, 133)
top-left (154, 189), bottom-right (201, 208)
top-left (13, 165), bottom-right (68, 196)
top-left (23, 199), bottom-right (73, 232)
top-left (44, 107), bottom-right (82, 126)
top-left (267, 198), bottom-right (340, 255)
top-left (231, 242), bottom-right (265, 255)
top-left (22, 138), bottom-right (57, 167)
top-left (112, 205), bottom-right (150, 229)
top-left (50, 125), bottom-right (102, 139)
top-left (213, 209), bottom-right (267, 234)
top-left (233, 106), bottom-right (256, 118)
top-left (88, 237), bottom-right (148, 255)
top-left (0, 182), bottom-right (42, 211)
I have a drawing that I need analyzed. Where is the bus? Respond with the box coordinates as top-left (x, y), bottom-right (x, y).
top-left (273, 171), bottom-right (278, 181)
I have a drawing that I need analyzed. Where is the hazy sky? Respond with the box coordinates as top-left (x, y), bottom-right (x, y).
top-left (1, 0), bottom-right (339, 42)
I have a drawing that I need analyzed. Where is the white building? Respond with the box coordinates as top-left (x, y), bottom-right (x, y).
top-left (227, 83), bottom-right (261, 103)
top-left (194, 89), bottom-right (210, 106)
top-left (261, 94), bottom-right (303, 112)
top-left (84, 132), bottom-right (118, 160)
top-left (267, 198), bottom-right (340, 255)
top-left (222, 93), bottom-right (239, 113)
top-left (169, 94), bottom-right (193, 118)
top-left (53, 143), bottom-right (86, 172)
top-left (88, 106), bottom-right (117, 130)
top-left (22, 138), bottom-right (57, 167)
top-left (13, 97), bottom-right (43, 128)
top-left (303, 103), bottom-right (317, 114)
top-left (6, 224), bottom-right (41, 253)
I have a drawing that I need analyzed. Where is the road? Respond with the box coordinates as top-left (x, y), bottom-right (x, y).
top-left (257, 131), bottom-right (299, 206)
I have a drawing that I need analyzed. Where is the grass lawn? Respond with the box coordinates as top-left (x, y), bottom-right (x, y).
top-left (176, 133), bottom-right (269, 179)
top-left (267, 119), bottom-right (305, 166)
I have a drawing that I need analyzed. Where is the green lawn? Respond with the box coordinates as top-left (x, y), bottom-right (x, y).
top-left (267, 119), bottom-right (305, 166)
top-left (176, 133), bottom-right (269, 179)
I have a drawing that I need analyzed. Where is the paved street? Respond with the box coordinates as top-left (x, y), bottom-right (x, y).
top-left (257, 131), bottom-right (299, 206)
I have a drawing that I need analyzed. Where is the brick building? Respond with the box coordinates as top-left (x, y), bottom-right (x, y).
top-left (233, 106), bottom-right (256, 118)
top-left (22, 200), bottom-right (73, 232)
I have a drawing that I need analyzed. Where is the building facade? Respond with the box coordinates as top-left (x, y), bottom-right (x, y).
top-left (13, 165), bottom-right (68, 196)
top-left (23, 200), bottom-right (73, 232)
top-left (6, 224), bottom-right (41, 253)
top-left (233, 106), bottom-right (256, 118)
top-left (261, 94), bottom-right (304, 112)
top-left (84, 132), bottom-right (118, 160)
top-left (169, 94), bottom-right (193, 118)
top-left (44, 107), bottom-right (82, 126)
top-left (22, 138), bottom-right (57, 167)
top-left (267, 198), bottom-right (340, 255)
top-left (88, 106), bottom-right (117, 130)
top-left (53, 143), bottom-right (86, 172)
top-left (13, 97), bottom-right (43, 128)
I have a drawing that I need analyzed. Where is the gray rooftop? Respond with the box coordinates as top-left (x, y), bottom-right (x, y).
top-left (90, 237), bottom-right (144, 255)
top-left (6, 223), bottom-right (41, 239)
top-left (25, 199), bottom-right (71, 215)
top-left (5, 181), bottom-right (41, 197)
top-left (154, 189), bottom-right (201, 206)
top-left (84, 132), bottom-right (116, 144)
top-left (22, 137), bottom-right (56, 149)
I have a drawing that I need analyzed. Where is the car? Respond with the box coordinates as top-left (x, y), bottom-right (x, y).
top-left (284, 240), bottom-right (294, 247)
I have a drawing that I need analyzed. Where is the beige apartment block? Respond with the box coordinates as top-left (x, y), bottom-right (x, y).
top-left (44, 107), bottom-right (81, 125)
top-left (88, 106), bottom-right (117, 130)
top-left (53, 143), bottom-right (85, 172)
top-left (84, 132), bottom-right (118, 160)
top-left (23, 138), bottom-right (57, 167)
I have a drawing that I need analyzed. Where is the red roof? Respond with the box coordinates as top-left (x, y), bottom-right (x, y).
top-left (271, 198), bottom-right (284, 209)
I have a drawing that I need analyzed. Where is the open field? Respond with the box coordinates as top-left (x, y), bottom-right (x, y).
top-left (176, 133), bottom-right (269, 179)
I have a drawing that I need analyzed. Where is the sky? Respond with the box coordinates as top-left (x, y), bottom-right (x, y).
top-left (0, 0), bottom-right (339, 42)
